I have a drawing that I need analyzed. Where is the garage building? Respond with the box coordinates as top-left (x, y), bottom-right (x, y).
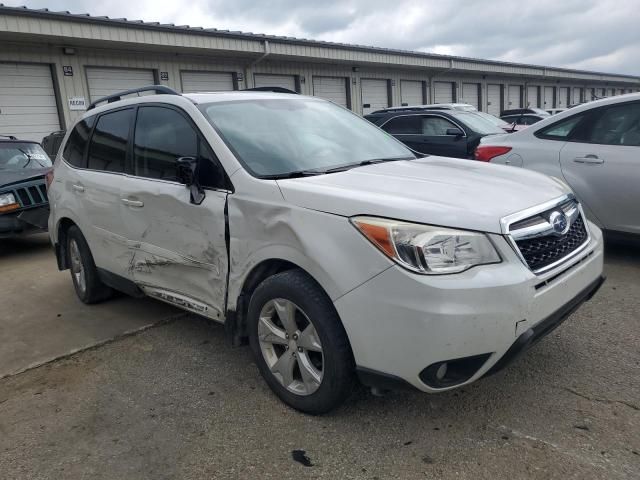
top-left (0, 5), bottom-right (639, 141)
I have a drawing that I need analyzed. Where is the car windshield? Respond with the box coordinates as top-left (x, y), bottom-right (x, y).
top-left (473, 111), bottom-right (510, 127)
top-left (0, 142), bottom-right (52, 170)
top-left (452, 112), bottom-right (505, 134)
top-left (199, 98), bottom-right (414, 177)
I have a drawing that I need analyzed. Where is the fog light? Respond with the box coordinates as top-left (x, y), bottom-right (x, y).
top-left (420, 353), bottom-right (492, 388)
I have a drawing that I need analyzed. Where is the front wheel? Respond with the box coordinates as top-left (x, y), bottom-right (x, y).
top-left (248, 270), bottom-right (355, 414)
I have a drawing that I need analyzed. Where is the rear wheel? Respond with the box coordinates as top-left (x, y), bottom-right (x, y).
top-left (248, 269), bottom-right (355, 414)
top-left (67, 225), bottom-right (113, 304)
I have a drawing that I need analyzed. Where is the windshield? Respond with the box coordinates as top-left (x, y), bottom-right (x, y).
top-left (200, 98), bottom-right (414, 177)
top-left (452, 112), bottom-right (505, 134)
top-left (473, 111), bottom-right (510, 127)
top-left (0, 142), bottom-right (52, 170)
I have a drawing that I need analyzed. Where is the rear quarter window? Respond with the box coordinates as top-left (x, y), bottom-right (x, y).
top-left (62, 117), bottom-right (95, 168)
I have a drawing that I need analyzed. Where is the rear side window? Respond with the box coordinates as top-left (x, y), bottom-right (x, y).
top-left (536, 113), bottom-right (585, 140)
top-left (133, 106), bottom-right (197, 181)
top-left (587, 102), bottom-right (640, 146)
top-left (87, 109), bottom-right (133, 173)
top-left (62, 117), bottom-right (95, 168)
top-left (382, 116), bottom-right (421, 134)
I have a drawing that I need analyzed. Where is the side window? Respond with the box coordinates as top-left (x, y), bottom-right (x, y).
top-left (587, 102), bottom-right (640, 146)
top-left (382, 116), bottom-right (421, 134)
top-left (536, 113), bottom-right (585, 140)
top-left (62, 116), bottom-right (95, 168)
top-left (198, 139), bottom-right (228, 189)
top-left (421, 116), bottom-right (456, 136)
top-left (134, 106), bottom-right (197, 181)
top-left (87, 109), bottom-right (133, 173)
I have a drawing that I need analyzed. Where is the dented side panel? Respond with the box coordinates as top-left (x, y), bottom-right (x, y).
top-left (118, 176), bottom-right (229, 321)
top-left (226, 172), bottom-right (393, 312)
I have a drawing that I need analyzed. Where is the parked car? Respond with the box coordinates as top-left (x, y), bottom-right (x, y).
top-left (476, 93), bottom-right (640, 237)
top-left (546, 108), bottom-right (567, 116)
top-left (473, 111), bottom-right (526, 133)
top-left (365, 107), bottom-right (506, 158)
top-left (500, 113), bottom-right (547, 127)
top-left (49, 86), bottom-right (604, 413)
top-left (0, 136), bottom-right (51, 238)
top-left (383, 103), bottom-right (478, 113)
top-left (501, 108), bottom-right (551, 117)
top-left (41, 130), bottom-right (66, 159)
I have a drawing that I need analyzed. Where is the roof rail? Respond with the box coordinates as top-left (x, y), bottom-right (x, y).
top-left (371, 105), bottom-right (451, 114)
top-left (243, 86), bottom-right (299, 94)
top-left (0, 134), bottom-right (18, 140)
top-left (87, 85), bottom-right (181, 110)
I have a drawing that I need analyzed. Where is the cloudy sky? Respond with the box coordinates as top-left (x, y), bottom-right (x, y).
top-left (6, 0), bottom-right (640, 75)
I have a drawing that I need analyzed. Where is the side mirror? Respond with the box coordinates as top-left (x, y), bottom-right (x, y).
top-left (446, 128), bottom-right (464, 137)
top-left (176, 157), bottom-right (205, 205)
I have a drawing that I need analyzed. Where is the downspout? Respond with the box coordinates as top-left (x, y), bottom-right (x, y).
top-left (245, 40), bottom-right (270, 88)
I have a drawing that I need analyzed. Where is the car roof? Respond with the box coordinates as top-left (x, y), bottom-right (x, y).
top-left (0, 137), bottom-right (39, 144)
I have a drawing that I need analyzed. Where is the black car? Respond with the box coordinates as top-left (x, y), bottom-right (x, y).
top-left (500, 108), bottom-right (550, 127)
top-left (0, 136), bottom-right (52, 238)
top-left (365, 107), bottom-right (506, 158)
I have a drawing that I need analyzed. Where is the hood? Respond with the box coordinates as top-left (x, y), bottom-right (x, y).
top-left (0, 168), bottom-right (49, 189)
top-left (277, 157), bottom-right (570, 234)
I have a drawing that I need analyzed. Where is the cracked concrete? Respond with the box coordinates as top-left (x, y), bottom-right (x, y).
top-left (0, 238), bottom-right (638, 479)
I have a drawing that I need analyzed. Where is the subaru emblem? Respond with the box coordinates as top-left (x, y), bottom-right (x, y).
top-left (549, 211), bottom-right (570, 235)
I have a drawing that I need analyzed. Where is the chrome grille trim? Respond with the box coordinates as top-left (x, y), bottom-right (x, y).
top-left (501, 194), bottom-right (592, 275)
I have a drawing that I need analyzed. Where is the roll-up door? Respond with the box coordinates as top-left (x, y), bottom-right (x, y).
top-left (544, 87), bottom-right (555, 109)
top-left (461, 83), bottom-right (480, 110)
top-left (86, 67), bottom-right (155, 102)
top-left (400, 80), bottom-right (423, 106)
top-left (434, 81), bottom-right (454, 104)
top-left (361, 79), bottom-right (389, 115)
top-left (254, 74), bottom-right (297, 92)
top-left (0, 62), bottom-right (61, 142)
top-left (181, 71), bottom-right (234, 93)
top-left (487, 84), bottom-right (501, 116)
top-left (572, 88), bottom-right (582, 104)
top-left (507, 85), bottom-right (522, 109)
top-left (558, 87), bottom-right (569, 107)
top-left (527, 86), bottom-right (539, 108)
top-left (312, 76), bottom-right (348, 108)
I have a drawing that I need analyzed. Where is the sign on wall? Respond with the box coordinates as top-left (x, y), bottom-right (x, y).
top-left (68, 96), bottom-right (86, 111)
top-left (160, 71), bottom-right (169, 81)
top-left (63, 66), bottom-right (73, 76)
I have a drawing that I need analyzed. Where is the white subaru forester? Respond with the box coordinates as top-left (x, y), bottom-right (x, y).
top-left (48, 86), bottom-right (604, 414)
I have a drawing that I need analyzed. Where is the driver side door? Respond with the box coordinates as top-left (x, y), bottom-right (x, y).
top-left (119, 105), bottom-right (231, 320)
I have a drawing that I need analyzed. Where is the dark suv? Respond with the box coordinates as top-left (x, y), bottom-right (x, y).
top-left (365, 107), bottom-right (505, 158)
top-left (0, 136), bottom-right (51, 238)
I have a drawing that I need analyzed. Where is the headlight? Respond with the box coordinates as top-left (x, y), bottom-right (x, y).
top-left (351, 216), bottom-right (501, 274)
top-left (0, 192), bottom-right (20, 213)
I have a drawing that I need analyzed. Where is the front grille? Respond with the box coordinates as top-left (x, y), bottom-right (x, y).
top-left (515, 215), bottom-right (588, 272)
top-left (6, 181), bottom-right (48, 210)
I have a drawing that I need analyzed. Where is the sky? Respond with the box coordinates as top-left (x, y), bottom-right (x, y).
top-left (5, 0), bottom-right (640, 75)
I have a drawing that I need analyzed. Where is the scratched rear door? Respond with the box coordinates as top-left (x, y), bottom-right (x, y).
top-left (120, 105), bottom-right (229, 321)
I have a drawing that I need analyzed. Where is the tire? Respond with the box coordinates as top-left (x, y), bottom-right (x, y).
top-left (66, 225), bottom-right (113, 304)
top-left (248, 269), bottom-right (355, 414)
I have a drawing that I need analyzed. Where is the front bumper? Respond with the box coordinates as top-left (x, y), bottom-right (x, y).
top-left (334, 223), bottom-right (604, 392)
top-left (0, 206), bottom-right (49, 238)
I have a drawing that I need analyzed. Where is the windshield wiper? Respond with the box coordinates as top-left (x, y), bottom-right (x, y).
top-left (261, 169), bottom-right (325, 179)
top-left (322, 156), bottom-right (415, 174)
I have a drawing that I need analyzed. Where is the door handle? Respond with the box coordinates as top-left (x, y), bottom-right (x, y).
top-left (573, 155), bottom-right (603, 164)
top-left (72, 184), bottom-right (85, 193)
top-left (121, 198), bottom-right (144, 208)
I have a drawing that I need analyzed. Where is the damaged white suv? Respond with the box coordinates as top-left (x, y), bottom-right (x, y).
top-left (48, 86), bottom-right (604, 414)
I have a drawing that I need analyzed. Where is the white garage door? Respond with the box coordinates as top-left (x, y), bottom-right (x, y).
top-left (254, 74), bottom-right (297, 92)
top-left (434, 81), bottom-right (454, 104)
top-left (360, 79), bottom-right (389, 115)
top-left (461, 83), bottom-right (480, 110)
top-left (487, 84), bottom-right (501, 116)
top-left (181, 71), bottom-right (234, 93)
top-left (572, 88), bottom-right (582, 104)
top-left (527, 86), bottom-right (539, 108)
top-left (400, 80), bottom-right (423, 106)
top-left (558, 87), bottom-right (569, 107)
top-left (86, 67), bottom-right (155, 102)
top-left (507, 85), bottom-right (522, 108)
top-left (544, 86), bottom-right (555, 109)
top-left (0, 63), bottom-right (61, 142)
top-left (312, 76), bottom-right (348, 107)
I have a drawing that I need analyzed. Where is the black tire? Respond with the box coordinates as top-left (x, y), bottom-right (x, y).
top-left (248, 269), bottom-right (355, 414)
top-left (66, 225), bottom-right (113, 304)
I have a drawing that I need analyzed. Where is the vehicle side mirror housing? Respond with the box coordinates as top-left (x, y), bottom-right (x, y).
top-left (176, 157), bottom-right (205, 205)
top-left (446, 128), bottom-right (464, 137)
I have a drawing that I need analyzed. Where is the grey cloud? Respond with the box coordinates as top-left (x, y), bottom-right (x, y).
top-left (7, 0), bottom-right (640, 75)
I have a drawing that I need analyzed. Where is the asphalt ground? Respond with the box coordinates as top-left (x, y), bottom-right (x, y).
top-left (0, 236), bottom-right (638, 479)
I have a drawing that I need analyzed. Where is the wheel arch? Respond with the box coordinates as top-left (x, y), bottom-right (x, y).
top-left (55, 217), bottom-right (79, 270)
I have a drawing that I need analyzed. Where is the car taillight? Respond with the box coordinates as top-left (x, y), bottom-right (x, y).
top-left (45, 169), bottom-right (54, 190)
top-left (474, 145), bottom-right (512, 162)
